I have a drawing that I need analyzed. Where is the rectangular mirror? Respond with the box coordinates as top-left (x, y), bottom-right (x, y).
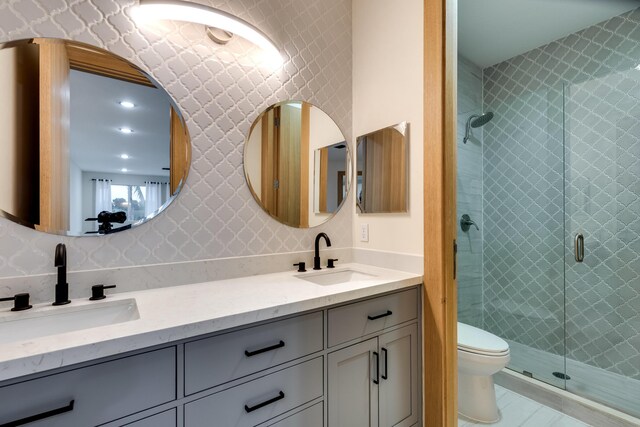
top-left (356, 122), bottom-right (408, 213)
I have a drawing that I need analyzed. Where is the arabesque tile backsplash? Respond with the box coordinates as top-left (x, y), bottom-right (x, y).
top-left (0, 0), bottom-right (352, 277)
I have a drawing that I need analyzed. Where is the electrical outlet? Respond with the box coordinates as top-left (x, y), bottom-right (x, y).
top-left (360, 223), bottom-right (369, 242)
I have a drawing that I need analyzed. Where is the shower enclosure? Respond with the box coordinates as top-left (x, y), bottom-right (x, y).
top-left (456, 8), bottom-right (640, 419)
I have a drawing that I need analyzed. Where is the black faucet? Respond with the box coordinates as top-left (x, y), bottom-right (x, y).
top-left (53, 243), bottom-right (70, 305)
top-left (313, 233), bottom-right (332, 270)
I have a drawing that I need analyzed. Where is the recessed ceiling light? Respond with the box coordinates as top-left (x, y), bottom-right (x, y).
top-left (120, 154), bottom-right (130, 159)
top-left (121, 168), bottom-right (128, 172)
top-left (119, 128), bottom-right (133, 134)
top-left (119, 101), bottom-right (135, 108)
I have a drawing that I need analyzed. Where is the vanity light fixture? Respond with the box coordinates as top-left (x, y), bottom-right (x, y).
top-left (119, 127), bottom-right (134, 134)
top-left (120, 154), bottom-right (130, 159)
top-left (119, 100), bottom-right (135, 108)
top-left (121, 168), bottom-right (128, 173)
top-left (132, 0), bottom-right (283, 66)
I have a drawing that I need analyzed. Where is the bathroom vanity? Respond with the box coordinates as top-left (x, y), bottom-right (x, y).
top-left (0, 265), bottom-right (421, 427)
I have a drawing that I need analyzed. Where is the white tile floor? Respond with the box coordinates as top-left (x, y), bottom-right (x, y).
top-left (458, 385), bottom-right (591, 427)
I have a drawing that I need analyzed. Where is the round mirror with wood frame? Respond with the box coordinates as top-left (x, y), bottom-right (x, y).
top-left (0, 38), bottom-right (191, 236)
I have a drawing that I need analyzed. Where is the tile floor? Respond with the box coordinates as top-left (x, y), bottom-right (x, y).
top-left (458, 385), bottom-right (590, 426)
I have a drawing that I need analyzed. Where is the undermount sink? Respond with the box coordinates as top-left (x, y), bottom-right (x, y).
top-left (297, 269), bottom-right (377, 286)
top-left (0, 298), bottom-right (139, 345)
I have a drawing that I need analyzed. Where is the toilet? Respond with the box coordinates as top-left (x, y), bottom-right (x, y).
top-left (457, 322), bottom-right (510, 423)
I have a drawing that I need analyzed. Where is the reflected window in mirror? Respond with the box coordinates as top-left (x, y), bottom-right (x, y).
top-left (356, 122), bottom-right (408, 213)
top-left (244, 101), bottom-right (351, 228)
top-left (0, 38), bottom-right (191, 236)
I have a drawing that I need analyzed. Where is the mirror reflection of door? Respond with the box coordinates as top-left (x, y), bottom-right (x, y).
top-left (356, 123), bottom-right (408, 213)
top-left (259, 102), bottom-right (310, 227)
top-left (244, 100), bottom-right (350, 228)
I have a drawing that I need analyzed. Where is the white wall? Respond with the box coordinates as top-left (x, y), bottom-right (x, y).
top-left (352, 0), bottom-right (424, 255)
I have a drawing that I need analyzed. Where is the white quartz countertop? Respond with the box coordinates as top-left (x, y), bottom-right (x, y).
top-left (0, 263), bottom-right (421, 382)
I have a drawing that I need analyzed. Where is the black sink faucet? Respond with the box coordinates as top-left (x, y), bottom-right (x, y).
top-left (53, 243), bottom-right (70, 305)
top-left (313, 233), bottom-right (332, 270)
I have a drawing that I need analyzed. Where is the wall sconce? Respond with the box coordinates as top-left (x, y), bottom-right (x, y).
top-left (132, 0), bottom-right (283, 66)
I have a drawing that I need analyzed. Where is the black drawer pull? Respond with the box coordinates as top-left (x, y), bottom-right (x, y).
top-left (244, 391), bottom-right (285, 413)
top-left (368, 310), bottom-right (392, 320)
top-left (1, 400), bottom-right (74, 427)
top-left (244, 340), bottom-right (285, 357)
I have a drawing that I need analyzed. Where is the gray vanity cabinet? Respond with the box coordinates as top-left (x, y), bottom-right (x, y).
top-left (0, 347), bottom-right (176, 427)
top-left (124, 409), bottom-right (177, 427)
top-left (0, 286), bottom-right (420, 427)
top-left (327, 290), bottom-right (419, 427)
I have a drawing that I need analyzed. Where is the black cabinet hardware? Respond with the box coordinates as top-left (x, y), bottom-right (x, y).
top-left (89, 284), bottom-right (117, 301)
top-left (381, 347), bottom-right (388, 380)
top-left (293, 262), bottom-right (306, 272)
top-left (1, 399), bottom-right (74, 427)
top-left (244, 340), bottom-right (285, 357)
top-left (453, 239), bottom-right (457, 280)
top-left (244, 391), bottom-right (285, 413)
top-left (0, 293), bottom-right (32, 311)
top-left (373, 351), bottom-right (380, 384)
top-left (327, 258), bottom-right (338, 268)
top-left (368, 310), bottom-right (392, 321)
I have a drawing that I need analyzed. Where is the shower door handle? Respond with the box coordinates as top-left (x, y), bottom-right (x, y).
top-left (574, 233), bottom-right (584, 263)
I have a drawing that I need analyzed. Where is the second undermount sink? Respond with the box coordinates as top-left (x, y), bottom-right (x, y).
top-left (297, 268), bottom-right (377, 286)
top-left (0, 298), bottom-right (139, 345)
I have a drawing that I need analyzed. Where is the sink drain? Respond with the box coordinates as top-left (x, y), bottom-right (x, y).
top-left (552, 372), bottom-right (571, 380)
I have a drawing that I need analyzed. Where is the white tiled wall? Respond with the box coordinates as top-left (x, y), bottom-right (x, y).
top-left (0, 0), bottom-right (352, 279)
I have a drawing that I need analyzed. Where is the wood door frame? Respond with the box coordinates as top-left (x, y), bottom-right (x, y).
top-left (423, 0), bottom-right (457, 426)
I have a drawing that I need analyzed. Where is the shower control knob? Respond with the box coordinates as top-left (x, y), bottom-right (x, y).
top-left (460, 214), bottom-right (479, 232)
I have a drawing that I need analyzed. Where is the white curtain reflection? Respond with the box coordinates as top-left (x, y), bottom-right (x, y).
top-left (94, 179), bottom-right (111, 214)
top-left (145, 182), bottom-right (167, 216)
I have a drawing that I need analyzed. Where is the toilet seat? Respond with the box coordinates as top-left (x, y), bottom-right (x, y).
top-left (458, 322), bottom-right (509, 356)
top-left (458, 345), bottom-right (510, 357)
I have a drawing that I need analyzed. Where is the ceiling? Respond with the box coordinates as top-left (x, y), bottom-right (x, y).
top-left (459, 0), bottom-right (639, 68)
top-left (70, 70), bottom-right (171, 177)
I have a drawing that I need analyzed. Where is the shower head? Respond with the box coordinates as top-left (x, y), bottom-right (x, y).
top-left (463, 112), bottom-right (494, 144)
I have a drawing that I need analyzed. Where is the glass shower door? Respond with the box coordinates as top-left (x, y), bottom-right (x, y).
top-left (480, 79), bottom-right (567, 389)
top-left (564, 70), bottom-right (640, 418)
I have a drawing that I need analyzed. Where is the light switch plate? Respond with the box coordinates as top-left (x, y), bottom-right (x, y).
top-left (360, 224), bottom-right (369, 242)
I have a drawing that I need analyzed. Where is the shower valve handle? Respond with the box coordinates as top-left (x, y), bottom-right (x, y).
top-left (460, 214), bottom-right (479, 232)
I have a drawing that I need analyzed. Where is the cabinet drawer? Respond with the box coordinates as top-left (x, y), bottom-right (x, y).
top-left (0, 347), bottom-right (176, 426)
top-left (124, 409), bottom-right (176, 427)
top-left (185, 311), bottom-right (323, 395)
top-left (184, 357), bottom-right (323, 427)
top-left (327, 288), bottom-right (418, 347)
top-left (266, 402), bottom-right (323, 427)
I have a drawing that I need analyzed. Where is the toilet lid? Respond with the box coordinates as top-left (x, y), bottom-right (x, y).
top-left (458, 322), bottom-right (509, 354)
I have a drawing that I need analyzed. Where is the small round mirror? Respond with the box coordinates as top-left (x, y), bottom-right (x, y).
top-left (244, 101), bottom-right (351, 228)
top-left (0, 38), bottom-right (191, 236)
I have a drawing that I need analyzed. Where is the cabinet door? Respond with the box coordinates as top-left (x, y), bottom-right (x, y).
top-left (327, 338), bottom-right (378, 427)
top-left (378, 324), bottom-right (418, 427)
